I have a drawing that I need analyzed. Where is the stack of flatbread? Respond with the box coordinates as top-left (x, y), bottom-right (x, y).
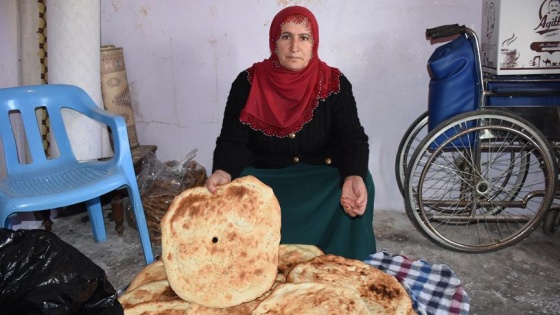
top-left (118, 176), bottom-right (415, 314)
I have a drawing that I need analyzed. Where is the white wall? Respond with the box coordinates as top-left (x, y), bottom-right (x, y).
top-left (1, 0), bottom-right (483, 211)
top-left (0, 0), bottom-right (19, 89)
top-left (100, 0), bottom-right (483, 211)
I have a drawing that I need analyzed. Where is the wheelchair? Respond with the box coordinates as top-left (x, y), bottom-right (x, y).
top-left (395, 24), bottom-right (560, 253)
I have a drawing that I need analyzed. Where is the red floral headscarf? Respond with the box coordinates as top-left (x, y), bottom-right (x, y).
top-left (240, 5), bottom-right (341, 137)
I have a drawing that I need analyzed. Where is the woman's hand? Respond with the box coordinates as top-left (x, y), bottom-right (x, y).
top-left (205, 170), bottom-right (232, 194)
top-left (340, 175), bottom-right (367, 217)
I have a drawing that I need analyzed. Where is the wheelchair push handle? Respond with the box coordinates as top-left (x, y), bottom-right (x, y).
top-left (426, 24), bottom-right (467, 40)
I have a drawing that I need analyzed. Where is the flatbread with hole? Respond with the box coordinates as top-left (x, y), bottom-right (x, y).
top-left (277, 244), bottom-right (324, 274)
top-left (126, 259), bottom-right (166, 293)
top-left (161, 175), bottom-right (281, 308)
top-left (184, 276), bottom-right (284, 315)
top-left (287, 254), bottom-right (414, 315)
top-left (251, 282), bottom-right (369, 315)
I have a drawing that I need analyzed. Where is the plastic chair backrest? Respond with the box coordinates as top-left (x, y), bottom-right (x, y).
top-left (0, 85), bottom-right (105, 176)
top-left (0, 84), bottom-right (154, 265)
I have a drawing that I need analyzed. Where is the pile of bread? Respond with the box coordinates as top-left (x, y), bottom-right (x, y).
top-left (119, 176), bottom-right (415, 314)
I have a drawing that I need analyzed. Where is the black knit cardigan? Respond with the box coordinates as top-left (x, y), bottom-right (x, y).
top-left (211, 70), bottom-right (370, 182)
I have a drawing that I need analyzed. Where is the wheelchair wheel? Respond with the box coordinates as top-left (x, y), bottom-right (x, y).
top-left (395, 111), bottom-right (428, 197)
top-left (543, 206), bottom-right (560, 236)
top-left (404, 110), bottom-right (557, 253)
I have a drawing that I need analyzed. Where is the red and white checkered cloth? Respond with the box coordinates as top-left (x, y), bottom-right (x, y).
top-left (364, 252), bottom-right (470, 315)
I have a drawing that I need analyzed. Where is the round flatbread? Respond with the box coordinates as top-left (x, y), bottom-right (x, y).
top-left (251, 282), bottom-right (369, 315)
top-left (119, 280), bottom-right (177, 309)
top-left (161, 175), bottom-right (282, 308)
top-left (286, 254), bottom-right (414, 315)
top-left (122, 299), bottom-right (191, 315)
top-left (185, 277), bottom-right (282, 315)
top-left (185, 300), bottom-right (261, 315)
top-left (126, 259), bottom-right (166, 293)
top-left (277, 244), bottom-right (324, 274)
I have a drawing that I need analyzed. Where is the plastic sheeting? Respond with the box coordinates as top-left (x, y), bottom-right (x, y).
top-left (0, 228), bottom-right (122, 314)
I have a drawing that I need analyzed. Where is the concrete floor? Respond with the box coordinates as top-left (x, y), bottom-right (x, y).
top-left (374, 211), bottom-right (560, 315)
top-left (45, 208), bottom-right (560, 314)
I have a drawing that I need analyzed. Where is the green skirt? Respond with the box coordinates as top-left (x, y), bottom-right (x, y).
top-left (240, 163), bottom-right (376, 260)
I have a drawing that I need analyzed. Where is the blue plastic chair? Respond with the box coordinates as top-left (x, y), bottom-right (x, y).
top-left (0, 84), bottom-right (154, 264)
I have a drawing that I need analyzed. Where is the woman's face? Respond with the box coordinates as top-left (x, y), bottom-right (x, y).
top-left (275, 21), bottom-right (314, 71)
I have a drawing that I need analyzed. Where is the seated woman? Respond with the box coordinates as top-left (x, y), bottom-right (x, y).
top-left (205, 5), bottom-right (376, 260)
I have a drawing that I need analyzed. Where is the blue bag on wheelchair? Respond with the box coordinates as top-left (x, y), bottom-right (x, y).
top-left (427, 34), bottom-right (479, 148)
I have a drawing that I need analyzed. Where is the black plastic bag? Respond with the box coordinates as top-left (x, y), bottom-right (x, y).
top-left (0, 228), bottom-right (123, 315)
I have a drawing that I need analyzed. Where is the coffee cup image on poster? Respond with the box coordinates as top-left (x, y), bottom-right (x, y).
top-left (481, 0), bottom-right (560, 75)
